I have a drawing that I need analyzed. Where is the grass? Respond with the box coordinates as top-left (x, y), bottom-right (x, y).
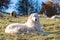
top-left (0, 13), bottom-right (60, 40)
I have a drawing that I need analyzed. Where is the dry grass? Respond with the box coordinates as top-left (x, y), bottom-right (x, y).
top-left (0, 14), bottom-right (60, 40)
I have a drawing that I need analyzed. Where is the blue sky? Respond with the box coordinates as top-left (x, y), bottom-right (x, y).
top-left (5, 0), bottom-right (47, 13)
top-left (39, 0), bottom-right (46, 3)
top-left (38, 0), bottom-right (46, 6)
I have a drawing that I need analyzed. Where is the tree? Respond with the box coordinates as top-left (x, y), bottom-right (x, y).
top-left (17, 0), bottom-right (29, 15)
top-left (17, 0), bottom-right (37, 15)
top-left (0, 0), bottom-right (10, 12)
top-left (40, 2), bottom-right (57, 17)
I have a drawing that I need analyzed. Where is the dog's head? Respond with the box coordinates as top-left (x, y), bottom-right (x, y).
top-left (28, 13), bottom-right (40, 22)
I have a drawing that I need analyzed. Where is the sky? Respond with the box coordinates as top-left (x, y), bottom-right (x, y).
top-left (5, 0), bottom-right (20, 13)
top-left (5, 0), bottom-right (47, 13)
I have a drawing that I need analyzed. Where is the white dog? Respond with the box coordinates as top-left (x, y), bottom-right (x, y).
top-left (5, 13), bottom-right (42, 34)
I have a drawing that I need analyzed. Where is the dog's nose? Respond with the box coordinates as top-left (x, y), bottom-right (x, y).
top-left (35, 19), bottom-right (37, 21)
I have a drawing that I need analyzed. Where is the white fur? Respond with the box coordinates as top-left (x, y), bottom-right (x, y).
top-left (5, 13), bottom-right (42, 34)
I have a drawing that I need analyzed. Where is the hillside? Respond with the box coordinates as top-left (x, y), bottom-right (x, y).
top-left (0, 13), bottom-right (60, 40)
